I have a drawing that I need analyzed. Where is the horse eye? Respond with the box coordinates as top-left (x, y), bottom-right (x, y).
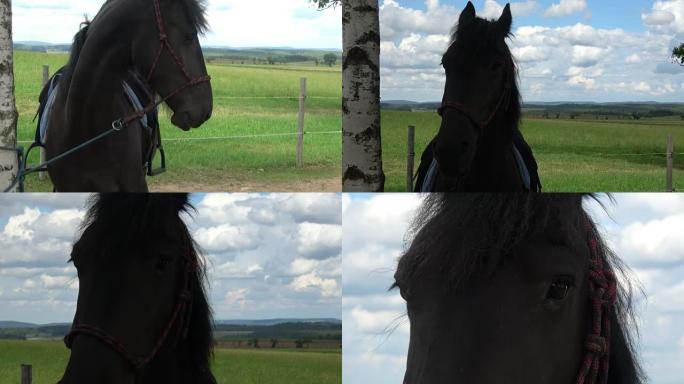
top-left (156, 255), bottom-right (173, 271)
top-left (546, 279), bottom-right (573, 300)
top-left (184, 33), bottom-right (195, 43)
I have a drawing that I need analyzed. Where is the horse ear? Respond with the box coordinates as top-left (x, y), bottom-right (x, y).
top-left (498, 3), bottom-right (512, 35)
top-left (459, 1), bottom-right (476, 27)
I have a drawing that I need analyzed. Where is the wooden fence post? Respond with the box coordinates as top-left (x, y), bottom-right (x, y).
top-left (40, 65), bottom-right (49, 181)
top-left (21, 364), bottom-right (32, 384)
top-left (666, 134), bottom-right (674, 192)
top-left (296, 78), bottom-right (306, 168)
top-left (406, 125), bottom-right (415, 192)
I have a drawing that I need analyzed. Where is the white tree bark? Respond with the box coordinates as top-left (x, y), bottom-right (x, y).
top-left (342, 0), bottom-right (385, 192)
top-left (0, 0), bottom-right (18, 192)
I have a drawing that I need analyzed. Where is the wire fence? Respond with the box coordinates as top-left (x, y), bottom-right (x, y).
top-left (15, 130), bottom-right (342, 145)
top-left (404, 126), bottom-right (681, 192)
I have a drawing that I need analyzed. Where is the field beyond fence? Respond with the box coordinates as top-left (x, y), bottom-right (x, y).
top-left (383, 110), bottom-right (684, 192)
top-left (0, 339), bottom-right (341, 384)
top-left (13, 51), bottom-right (342, 192)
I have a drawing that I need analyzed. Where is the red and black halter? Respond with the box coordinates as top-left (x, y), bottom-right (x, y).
top-left (576, 222), bottom-right (618, 384)
top-left (64, 242), bottom-right (196, 371)
top-left (114, 0), bottom-right (211, 130)
top-left (64, 245), bottom-right (197, 371)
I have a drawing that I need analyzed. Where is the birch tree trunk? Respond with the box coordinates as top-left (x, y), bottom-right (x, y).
top-left (342, 0), bottom-right (385, 192)
top-left (0, 0), bottom-right (18, 192)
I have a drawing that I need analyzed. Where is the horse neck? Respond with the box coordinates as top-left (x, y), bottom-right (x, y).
top-left (144, 341), bottom-right (215, 384)
top-left (63, 17), bottom-right (133, 142)
top-left (465, 114), bottom-right (522, 190)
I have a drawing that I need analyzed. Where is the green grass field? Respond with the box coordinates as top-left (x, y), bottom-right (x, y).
top-left (0, 340), bottom-right (341, 384)
top-left (12, 50), bottom-right (342, 192)
top-left (382, 110), bottom-right (684, 192)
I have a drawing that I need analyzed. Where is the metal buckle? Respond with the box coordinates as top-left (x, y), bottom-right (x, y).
top-left (112, 119), bottom-right (125, 131)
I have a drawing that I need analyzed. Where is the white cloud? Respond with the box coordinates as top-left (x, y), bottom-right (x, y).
top-left (193, 224), bottom-right (260, 253)
top-left (12, 0), bottom-right (341, 49)
top-left (625, 54), bottom-right (641, 64)
top-left (643, 9), bottom-right (676, 26)
top-left (481, 0), bottom-right (539, 19)
top-left (380, 1), bottom-right (684, 102)
top-left (617, 214), bottom-right (684, 265)
top-left (544, 0), bottom-right (588, 18)
top-left (1, 193), bottom-right (342, 324)
top-left (297, 223), bottom-right (343, 259)
top-left (349, 307), bottom-right (405, 335)
top-left (290, 272), bottom-right (340, 298)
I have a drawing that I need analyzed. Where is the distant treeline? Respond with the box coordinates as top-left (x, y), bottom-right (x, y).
top-left (381, 101), bottom-right (684, 120)
top-left (0, 324), bottom-right (70, 340)
top-left (0, 321), bottom-right (341, 341)
top-left (13, 43), bottom-right (341, 66)
top-left (214, 322), bottom-right (342, 341)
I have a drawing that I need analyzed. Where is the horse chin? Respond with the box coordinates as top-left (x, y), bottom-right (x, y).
top-left (171, 111), bottom-right (196, 131)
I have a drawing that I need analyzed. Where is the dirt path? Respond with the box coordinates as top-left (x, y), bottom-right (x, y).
top-left (150, 177), bottom-right (341, 193)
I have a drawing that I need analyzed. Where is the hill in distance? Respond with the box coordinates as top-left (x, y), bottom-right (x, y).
top-left (0, 321), bottom-right (37, 329)
top-left (14, 42), bottom-right (341, 66)
top-left (0, 319), bottom-right (342, 341)
top-left (382, 100), bottom-right (684, 119)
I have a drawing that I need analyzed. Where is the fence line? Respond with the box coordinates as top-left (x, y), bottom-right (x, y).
top-left (39, 66), bottom-right (49, 181)
top-left (406, 125), bottom-right (415, 192)
top-left (297, 78), bottom-right (307, 168)
top-left (21, 364), bottom-right (32, 384)
top-left (212, 96), bottom-right (338, 100)
top-left (405, 125), bottom-right (679, 192)
top-left (20, 71), bottom-right (341, 172)
top-left (16, 130), bottom-right (342, 146)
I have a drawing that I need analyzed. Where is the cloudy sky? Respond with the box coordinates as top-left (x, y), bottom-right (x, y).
top-left (0, 193), bottom-right (342, 324)
top-left (381, 0), bottom-right (684, 102)
top-left (343, 193), bottom-right (684, 384)
top-left (12, 0), bottom-right (341, 49)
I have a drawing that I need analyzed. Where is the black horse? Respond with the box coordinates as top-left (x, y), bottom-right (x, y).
top-left (415, 2), bottom-right (541, 192)
top-left (394, 194), bottom-right (644, 384)
top-left (40, 0), bottom-right (213, 192)
top-left (59, 194), bottom-right (216, 384)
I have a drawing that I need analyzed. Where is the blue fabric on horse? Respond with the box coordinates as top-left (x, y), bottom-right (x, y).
top-left (415, 130), bottom-right (542, 192)
top-left (35, 68), bottom-right (161, 169)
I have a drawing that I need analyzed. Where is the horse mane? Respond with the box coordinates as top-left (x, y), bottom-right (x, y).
top-left (79, 193), bottom-right (215, 380)
top-left (395, 194), bottom-right (645, 383)
top-left (445, 13), bottom-right (522, 133)
top-left (59, 0), bottom-right (208, 91)
top-left (60, 23), bottom-right (90, 95)
top-left (172, 0), bottom-right (209, 35)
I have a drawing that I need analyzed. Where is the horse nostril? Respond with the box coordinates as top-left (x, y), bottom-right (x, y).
top-left (460, 141), bottom-right (469, 150)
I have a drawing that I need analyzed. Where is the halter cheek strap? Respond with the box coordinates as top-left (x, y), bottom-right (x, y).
top-left (64, 249), bottom-right (196, 372)
top-left (117, 0), bottom-right (211, 128)
top-left (576, 224), bottom-right (618, 384)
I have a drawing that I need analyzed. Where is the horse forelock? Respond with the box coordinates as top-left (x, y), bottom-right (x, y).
top-left (396, 194), bottom-right (645, 382)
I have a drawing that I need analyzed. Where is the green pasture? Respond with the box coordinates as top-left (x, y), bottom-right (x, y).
top-left (0, 340), bottom-right (341, 384)
top-left (12, 50), bottom-right (342, 192)
top-left (381, 110), bottom-right (684, 192)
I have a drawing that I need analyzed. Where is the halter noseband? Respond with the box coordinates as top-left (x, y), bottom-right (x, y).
top-left (64, 248), bottom-right (197, 372)
top-left (117, 0), bottom-right (211, 129)
top-left (576, 222), bottom-right (618, 384)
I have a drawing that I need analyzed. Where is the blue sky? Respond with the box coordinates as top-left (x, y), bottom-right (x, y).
top-left (343, 193), bottom-right (684, 384)
top-left (0, 193), bottom-right (342, 324)
top-left (12, 0), bottom-right (341, 49)
top-left (381, 0), bottom-right (684, 102)
top-left (400, 0), bottom-right (652, 31)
